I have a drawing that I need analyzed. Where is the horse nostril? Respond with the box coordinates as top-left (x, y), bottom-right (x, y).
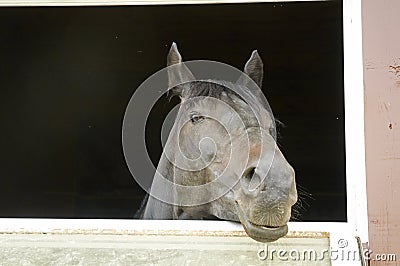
top-left (245, 167), bottom-right (256, 181)
top-left (241, 167), bottom-right (261, 192)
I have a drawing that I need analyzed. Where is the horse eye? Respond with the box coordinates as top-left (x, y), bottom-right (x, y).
top-left (190, 114), bottom-right (205, 124)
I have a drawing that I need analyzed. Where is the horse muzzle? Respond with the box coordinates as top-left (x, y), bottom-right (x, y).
top-left (235, 201), bottom-right (288, 242)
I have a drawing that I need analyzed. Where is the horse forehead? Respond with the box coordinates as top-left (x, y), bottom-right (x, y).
top-left (190, 91), bottom-right (249, 114)
top-left (221, 93), bottom-right (271, 127)
top-left (181, 84), bottom-right (273, 129)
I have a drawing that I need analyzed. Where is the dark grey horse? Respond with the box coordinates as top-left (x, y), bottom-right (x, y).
top-left (137, 43), bottom-right (297, 242)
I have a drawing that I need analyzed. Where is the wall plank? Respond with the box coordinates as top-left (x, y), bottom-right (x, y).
top-left (362, 0), bottom-right (400, 265)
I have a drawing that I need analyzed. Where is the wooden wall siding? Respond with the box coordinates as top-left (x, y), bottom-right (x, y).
top-left (362, 0), bottom-right (400, 264)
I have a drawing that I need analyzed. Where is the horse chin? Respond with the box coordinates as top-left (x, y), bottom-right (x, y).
top-left (235, 201), bottom-right (288, 243)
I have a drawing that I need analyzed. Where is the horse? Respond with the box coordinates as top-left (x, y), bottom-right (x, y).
top-left (137, 43), bottom-right (297, 242)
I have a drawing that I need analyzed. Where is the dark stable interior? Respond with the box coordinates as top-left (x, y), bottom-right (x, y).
top-left (0, 1), bottom-right (345, 221)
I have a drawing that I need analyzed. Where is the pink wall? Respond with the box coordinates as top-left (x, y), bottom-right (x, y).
top-left (362, 1), bottom-right (400, 264)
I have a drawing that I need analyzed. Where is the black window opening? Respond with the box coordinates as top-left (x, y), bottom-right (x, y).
top-left (0, 1), bottom-right (345, 221)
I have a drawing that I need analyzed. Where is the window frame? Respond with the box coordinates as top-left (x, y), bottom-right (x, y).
top-left (0, 0), bottom-right (368, 264)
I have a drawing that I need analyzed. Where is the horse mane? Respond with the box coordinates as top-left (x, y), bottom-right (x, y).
top-left (134, 193), bottom-right (149, 219)
top-left (168, 80), bottom-right (234, 100)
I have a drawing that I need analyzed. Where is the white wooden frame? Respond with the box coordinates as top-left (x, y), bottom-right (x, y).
top-left (0, 0), bottom-right (368, 265)
top-left (0, 0), bottom-right (330, 6)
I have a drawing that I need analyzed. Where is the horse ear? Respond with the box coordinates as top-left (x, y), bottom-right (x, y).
top-left (167, 42), bottom-right (182, 66)
top-left (167, 42), bottom-right (195, 98)
top-left (243, 50), bottom-right (264, 88)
